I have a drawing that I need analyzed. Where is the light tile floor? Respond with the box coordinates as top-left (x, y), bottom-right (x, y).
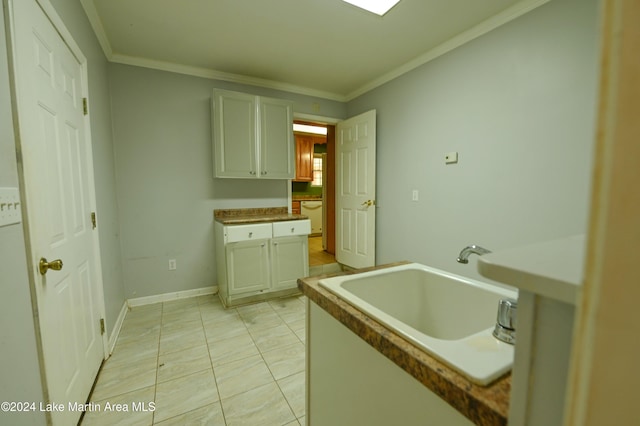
top-left (82, 295), bottom-right (307, 426)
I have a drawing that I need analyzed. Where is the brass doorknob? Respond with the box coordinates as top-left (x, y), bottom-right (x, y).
top-left (39, 257), bottom-right (63, 275)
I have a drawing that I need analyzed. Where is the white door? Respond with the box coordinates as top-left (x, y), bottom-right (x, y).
top-left (8, 0), bottom-right (105, 424)
top-left (336, 110), bottom-right (376, 268)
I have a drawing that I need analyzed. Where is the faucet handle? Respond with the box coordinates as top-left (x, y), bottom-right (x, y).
top-left (496, 298), bottom-right (517, 329)
top-left (493, 298), bottom-right (517, 344)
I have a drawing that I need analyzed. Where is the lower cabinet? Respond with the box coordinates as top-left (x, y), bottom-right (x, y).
top-left (271, 235), bottom-right (309, 290)
top-left (215, 220), bottom-right (310, 307)
top-left (226, 239), bottom-right (271, 295)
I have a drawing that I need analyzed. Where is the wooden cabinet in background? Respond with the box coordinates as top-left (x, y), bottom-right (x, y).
top-left (294, 133), bottom-right (326, 182)
top-left (292, 200), bottom-right (301, 215)
top-left (294, 135), bottom-right (314, 182)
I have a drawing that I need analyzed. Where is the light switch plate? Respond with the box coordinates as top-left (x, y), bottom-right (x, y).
top-left (0, 187), bottom-right (22, 227)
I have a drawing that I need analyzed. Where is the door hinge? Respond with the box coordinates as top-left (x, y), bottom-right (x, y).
top-left (99, 318), bottom-right (105, 335)
top-left (83, 97), bottom-right (88, 115)
top-left (91, 212), bottom-right (97, 229)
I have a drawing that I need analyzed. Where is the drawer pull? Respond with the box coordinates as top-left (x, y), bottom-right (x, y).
top-left (291, 227), bottom-right (295, 233)
top-left (249, 232), bottom-right (253, 238)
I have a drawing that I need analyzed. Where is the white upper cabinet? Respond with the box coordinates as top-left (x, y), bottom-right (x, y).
top-left (212, 89), bottom-right (294, 179)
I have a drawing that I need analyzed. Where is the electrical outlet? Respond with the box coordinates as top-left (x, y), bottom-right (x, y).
top-left (0, 187), bottom-right (22, 227)
top-left (412, 190), bottom-right (419, 202)
top-left (168, 259), bottom-right (177, 271)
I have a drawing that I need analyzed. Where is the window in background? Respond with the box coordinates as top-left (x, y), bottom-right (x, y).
top-left (312, 155), bottom-right (323, 186)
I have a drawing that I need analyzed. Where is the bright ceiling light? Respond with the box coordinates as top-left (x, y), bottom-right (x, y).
top-left (342, 0), bottom-right (401, 16)
top-left (293, 124), bottom-right (327, 135)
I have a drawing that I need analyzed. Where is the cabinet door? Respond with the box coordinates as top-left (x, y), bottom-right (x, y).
top-left (271, 236), bottom-right (309, 290)
top-left (226, 239), bottom-right (270, 295)
top-left (213, 89), bottom-right (257, 178)
top-left (259, 97), bottom-right (295, 179)
top-left (294, 136), bottom-right (314, 182)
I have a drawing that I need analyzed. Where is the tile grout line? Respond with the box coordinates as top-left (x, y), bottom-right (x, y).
top-left (269, 297), bottom-right (306, 422)
top-left (150, 302), bottom-right (164, 425)
top-left (231, 300), bottom-right (300, 422)
top-left (256, 301), bottom-right (299, 424)
top-left (199, 296), bottom-right (229, 426)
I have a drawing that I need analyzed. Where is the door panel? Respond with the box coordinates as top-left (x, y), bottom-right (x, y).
top-left (226, 240), bottom-right (270, 295)
top-left (260, 97), bottom-right (295, 178)
top-left (271, 236), bottom-right (309, 290)
top-left (213, 89), bottom-right (257, 177)
top-left (336, 110), bottom-right (376, 268)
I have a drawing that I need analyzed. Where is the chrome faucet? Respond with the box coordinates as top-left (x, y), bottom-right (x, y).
top-left (493, 298), bottom-right (517, 344)
top-left (456, 244), bottom-right (492, 263)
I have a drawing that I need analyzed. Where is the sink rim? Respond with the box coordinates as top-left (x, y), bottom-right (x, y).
top-left (319, 262), bottom-right (518, 385)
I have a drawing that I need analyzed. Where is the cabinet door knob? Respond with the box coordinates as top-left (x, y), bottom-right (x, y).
top-left (291, 227), bottom-right (295, 233)
top-left (249, 232), bottom-right (253, 238)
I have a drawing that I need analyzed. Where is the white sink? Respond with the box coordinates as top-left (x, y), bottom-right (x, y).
top-left (319, 263), bottom-right (517, 385)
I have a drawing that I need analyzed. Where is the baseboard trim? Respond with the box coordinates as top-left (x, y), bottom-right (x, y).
top-left (127, 286), bottom-right (218, 308)
top-left (107, 301), bottom-right (128, 355)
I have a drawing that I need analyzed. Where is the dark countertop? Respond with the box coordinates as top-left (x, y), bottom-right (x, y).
top-left (292, 195), bottom-right (323, 201)
top-left (214, 207), bottom-right (308, 224)
top-left (298, 262), bottom-right (510, 426)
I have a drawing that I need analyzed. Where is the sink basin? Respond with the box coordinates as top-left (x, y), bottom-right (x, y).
top-left (318, 263), bottom-right (517, 385)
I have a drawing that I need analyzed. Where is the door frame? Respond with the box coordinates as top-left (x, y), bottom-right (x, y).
top-left (4, 0), bottom-right (109, 407)
top-left (564, 0), bottom-right (640, 423)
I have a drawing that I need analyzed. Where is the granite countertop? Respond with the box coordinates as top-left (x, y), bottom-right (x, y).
top-left (214, 207), bottom-right (308, 224)
top-left (298, 263), bottom-right (510, 426)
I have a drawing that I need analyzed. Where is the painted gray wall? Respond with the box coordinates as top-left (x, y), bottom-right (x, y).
top-left (48, 0), bottom-right (126, 332)
top-left (347, 0), bottom-right (599, 283)
top-left (0, 10), bottom-right (46, 426)
top-left (108, 63), bottom-right (346, 299)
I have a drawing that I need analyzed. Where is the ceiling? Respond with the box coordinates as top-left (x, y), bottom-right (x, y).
top-left (81, 0), bottom-right (547, 101)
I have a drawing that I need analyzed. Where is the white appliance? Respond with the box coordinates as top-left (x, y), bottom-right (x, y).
top-left (301, 200), bottom-right (323, 235)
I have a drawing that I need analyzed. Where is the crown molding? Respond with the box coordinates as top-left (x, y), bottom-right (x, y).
top-left (80, 0), bottom-right (113, 59)
top-left (345, 0), bottom-right (551, 100)
top-left (81, 0), bottom-right (549, 103)
top-left (109, 54), bottom-right (348, 102)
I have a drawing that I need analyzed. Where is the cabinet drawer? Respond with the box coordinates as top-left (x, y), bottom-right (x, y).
top-left (273, 219), bottom-right (311, 237)
top-left (226, 223), bottom-right (272, 243)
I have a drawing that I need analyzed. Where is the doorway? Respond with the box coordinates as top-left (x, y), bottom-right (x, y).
top-left (292, 121), bottom-right (337, 271)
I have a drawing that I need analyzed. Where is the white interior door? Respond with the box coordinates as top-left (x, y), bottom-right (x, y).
top-left (336, 110), bottom-right (376, 268)
top-left (8, 0), bottom-right (105, 423)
